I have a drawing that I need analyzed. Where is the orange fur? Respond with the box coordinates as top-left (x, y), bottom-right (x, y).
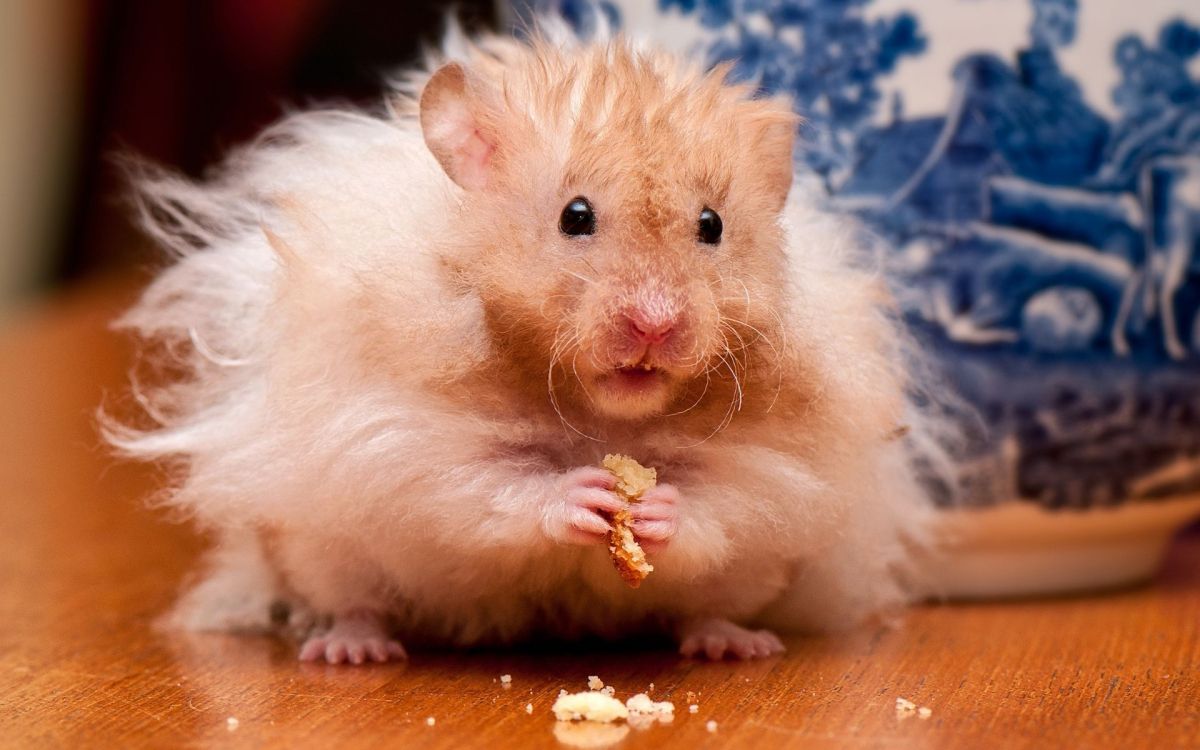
top-left (416, 35), bottom-right (802, 426)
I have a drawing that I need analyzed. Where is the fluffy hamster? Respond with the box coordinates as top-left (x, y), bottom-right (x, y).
top-left (105, 19), bottom-right (936, 664)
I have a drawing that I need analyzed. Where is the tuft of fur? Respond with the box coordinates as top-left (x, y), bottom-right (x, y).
top-left (104, 20), bottom-right (940, 647)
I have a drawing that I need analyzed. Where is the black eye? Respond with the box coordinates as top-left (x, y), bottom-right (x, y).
top-left (559, 196), bottom-right (595, 236)
top-left (698, 207), bottom-right (722, 245)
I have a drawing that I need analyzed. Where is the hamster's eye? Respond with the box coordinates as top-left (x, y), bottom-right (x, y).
top-left (698, 207), bottom-right (723, 245)
top-left (559, 197), bottom-right (596, 236)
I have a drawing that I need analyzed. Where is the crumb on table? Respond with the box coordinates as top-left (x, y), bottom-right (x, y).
top-left (895, 696), bottom-right (934, 720)
top-left (552, 691), bottom-right (629, 723)
top-left (625, 693), bottom-right (674, 725)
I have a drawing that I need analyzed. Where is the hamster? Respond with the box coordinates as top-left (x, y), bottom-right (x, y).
top-left (104, 18), bottom-right (937, 664)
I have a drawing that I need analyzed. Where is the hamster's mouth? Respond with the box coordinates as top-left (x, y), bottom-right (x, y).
top-left (608, 362), bottom-right (666, 390)
top-left (586, 360), bottom-right (676, 419)
top-left (616, 362), bottom-right (658, 376)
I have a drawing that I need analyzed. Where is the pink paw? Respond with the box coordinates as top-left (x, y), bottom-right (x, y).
top-left (679, 618), bottom-right (786, 660)
top-left (299, 610), bottom-right (406, 665)
top-left (626, 484), bottom-right (679, 554)
top-left (546, 467), bottom-right (624, 546)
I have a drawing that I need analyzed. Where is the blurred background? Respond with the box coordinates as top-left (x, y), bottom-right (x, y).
top-left (0, 0), bottom-right (499, 316)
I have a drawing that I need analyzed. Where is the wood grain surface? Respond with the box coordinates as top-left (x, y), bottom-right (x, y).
top-left (1, 279), bottom-right (1197, 749)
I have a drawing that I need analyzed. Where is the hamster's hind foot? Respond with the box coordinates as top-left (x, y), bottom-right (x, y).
top-left (678, 618), bottom-right (785, 660)
top-left (299, 609), bottom-right (406, 665)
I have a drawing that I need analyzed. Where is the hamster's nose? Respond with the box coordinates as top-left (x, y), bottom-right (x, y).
top-left (625, 312), bottom-right (675, 345)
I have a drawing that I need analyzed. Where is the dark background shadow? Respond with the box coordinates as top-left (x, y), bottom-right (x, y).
top-left (7, 0), bottom-right (496, 306)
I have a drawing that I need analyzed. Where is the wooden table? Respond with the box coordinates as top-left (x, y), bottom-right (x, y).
top-left (2, 279), bottom-right (1197, 749)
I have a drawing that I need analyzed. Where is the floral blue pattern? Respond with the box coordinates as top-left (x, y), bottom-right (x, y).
top-left (525, 0), bottom-right (1200, 510)
top-left (661, 0), bottom-right (927, 185)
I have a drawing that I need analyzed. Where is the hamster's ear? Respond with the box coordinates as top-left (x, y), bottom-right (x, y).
top-left (745, 105), bottom-right (800, 211)
top-left (420, 63), bottom-right (498, 191)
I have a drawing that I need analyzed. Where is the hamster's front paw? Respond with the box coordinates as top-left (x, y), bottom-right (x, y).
top-left (626, 483), bottom-right (679, 554)
top-left (678, 618), bottom-right (786, 660)
top-left (545, 467), bottom-right (625, 546)
top-left (299, 609), bottom-right (406, 665)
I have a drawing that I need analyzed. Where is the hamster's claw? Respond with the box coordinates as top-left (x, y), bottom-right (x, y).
top-left (547, 467), bottom-right (624, 546)
top-left (299, 609), bottom-right (407, 665)
top-left (627, 483), bottom-right (680, 554)
top-left (678, 618), bottom-right (786, 660)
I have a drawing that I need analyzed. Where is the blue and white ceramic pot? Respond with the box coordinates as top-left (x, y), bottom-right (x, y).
top-left (516, 0), bottom-right (1200, 597)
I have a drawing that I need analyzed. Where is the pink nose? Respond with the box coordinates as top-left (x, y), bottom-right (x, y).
top-left (626, 314), bottom-right (675, 345)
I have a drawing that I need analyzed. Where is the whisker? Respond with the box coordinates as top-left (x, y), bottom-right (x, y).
top-left (546, 327), bottom-right (603, 442)
top-left (723, 316), bottom-right (777, 358)
top-left (675, 347), bottom-right (743, 448)
top-left (719, 321), bottom-right (752, 354)
top-left (736, 278), bottom-right (751, 318)
top-left (570, 345), bottom-right (599, 409)
top-left (662, 366), bottom-right (711, 418)
top-left (721, 349), bottom-right (745, 412)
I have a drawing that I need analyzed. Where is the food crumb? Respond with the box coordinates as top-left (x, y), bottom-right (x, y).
top-left (602, 453), bottom-right (657, 497)
top-left (526, 703), bottom-right (534, 715)
top-left (500, 674), bottom-right (513, 685)
top-left (648, 682), bottom-right (654, 693)
top-left (425, 717), bottom-right (436, 727)
top-left (601, 686), bottom-right (616, 697)
top-left (552, 691), bottom-right (629, 723)
top-left (602, 454), bottom-right (657, 587)
top-left (587, 675), bottom-right (604, 690)
top-left (685, 691), bottom-right (698, 704)
top-left (896, 697), bottom-right (926, 719)
top-left (225, 717), bottom-right (239, 731)
top-left (625, 692), bottom-right (675, 723)
top-left (706, 720), bottom-right (718, 733)
top-left (688, 704), bottom-right (699, 714)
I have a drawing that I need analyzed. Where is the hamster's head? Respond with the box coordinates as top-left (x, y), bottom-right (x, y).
top-left (418, 41), bottom-right (797, 422)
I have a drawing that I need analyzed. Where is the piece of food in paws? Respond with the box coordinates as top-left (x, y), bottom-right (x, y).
top-left (608, 509), bottom-right (653, 588)
top-left (602, 453), bottom-right (657, 499)
top-left (601, 454), bottom-right (657, 588)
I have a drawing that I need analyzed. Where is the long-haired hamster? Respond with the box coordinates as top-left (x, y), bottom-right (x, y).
top-left (105, 18), bottom-right (936, 663)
